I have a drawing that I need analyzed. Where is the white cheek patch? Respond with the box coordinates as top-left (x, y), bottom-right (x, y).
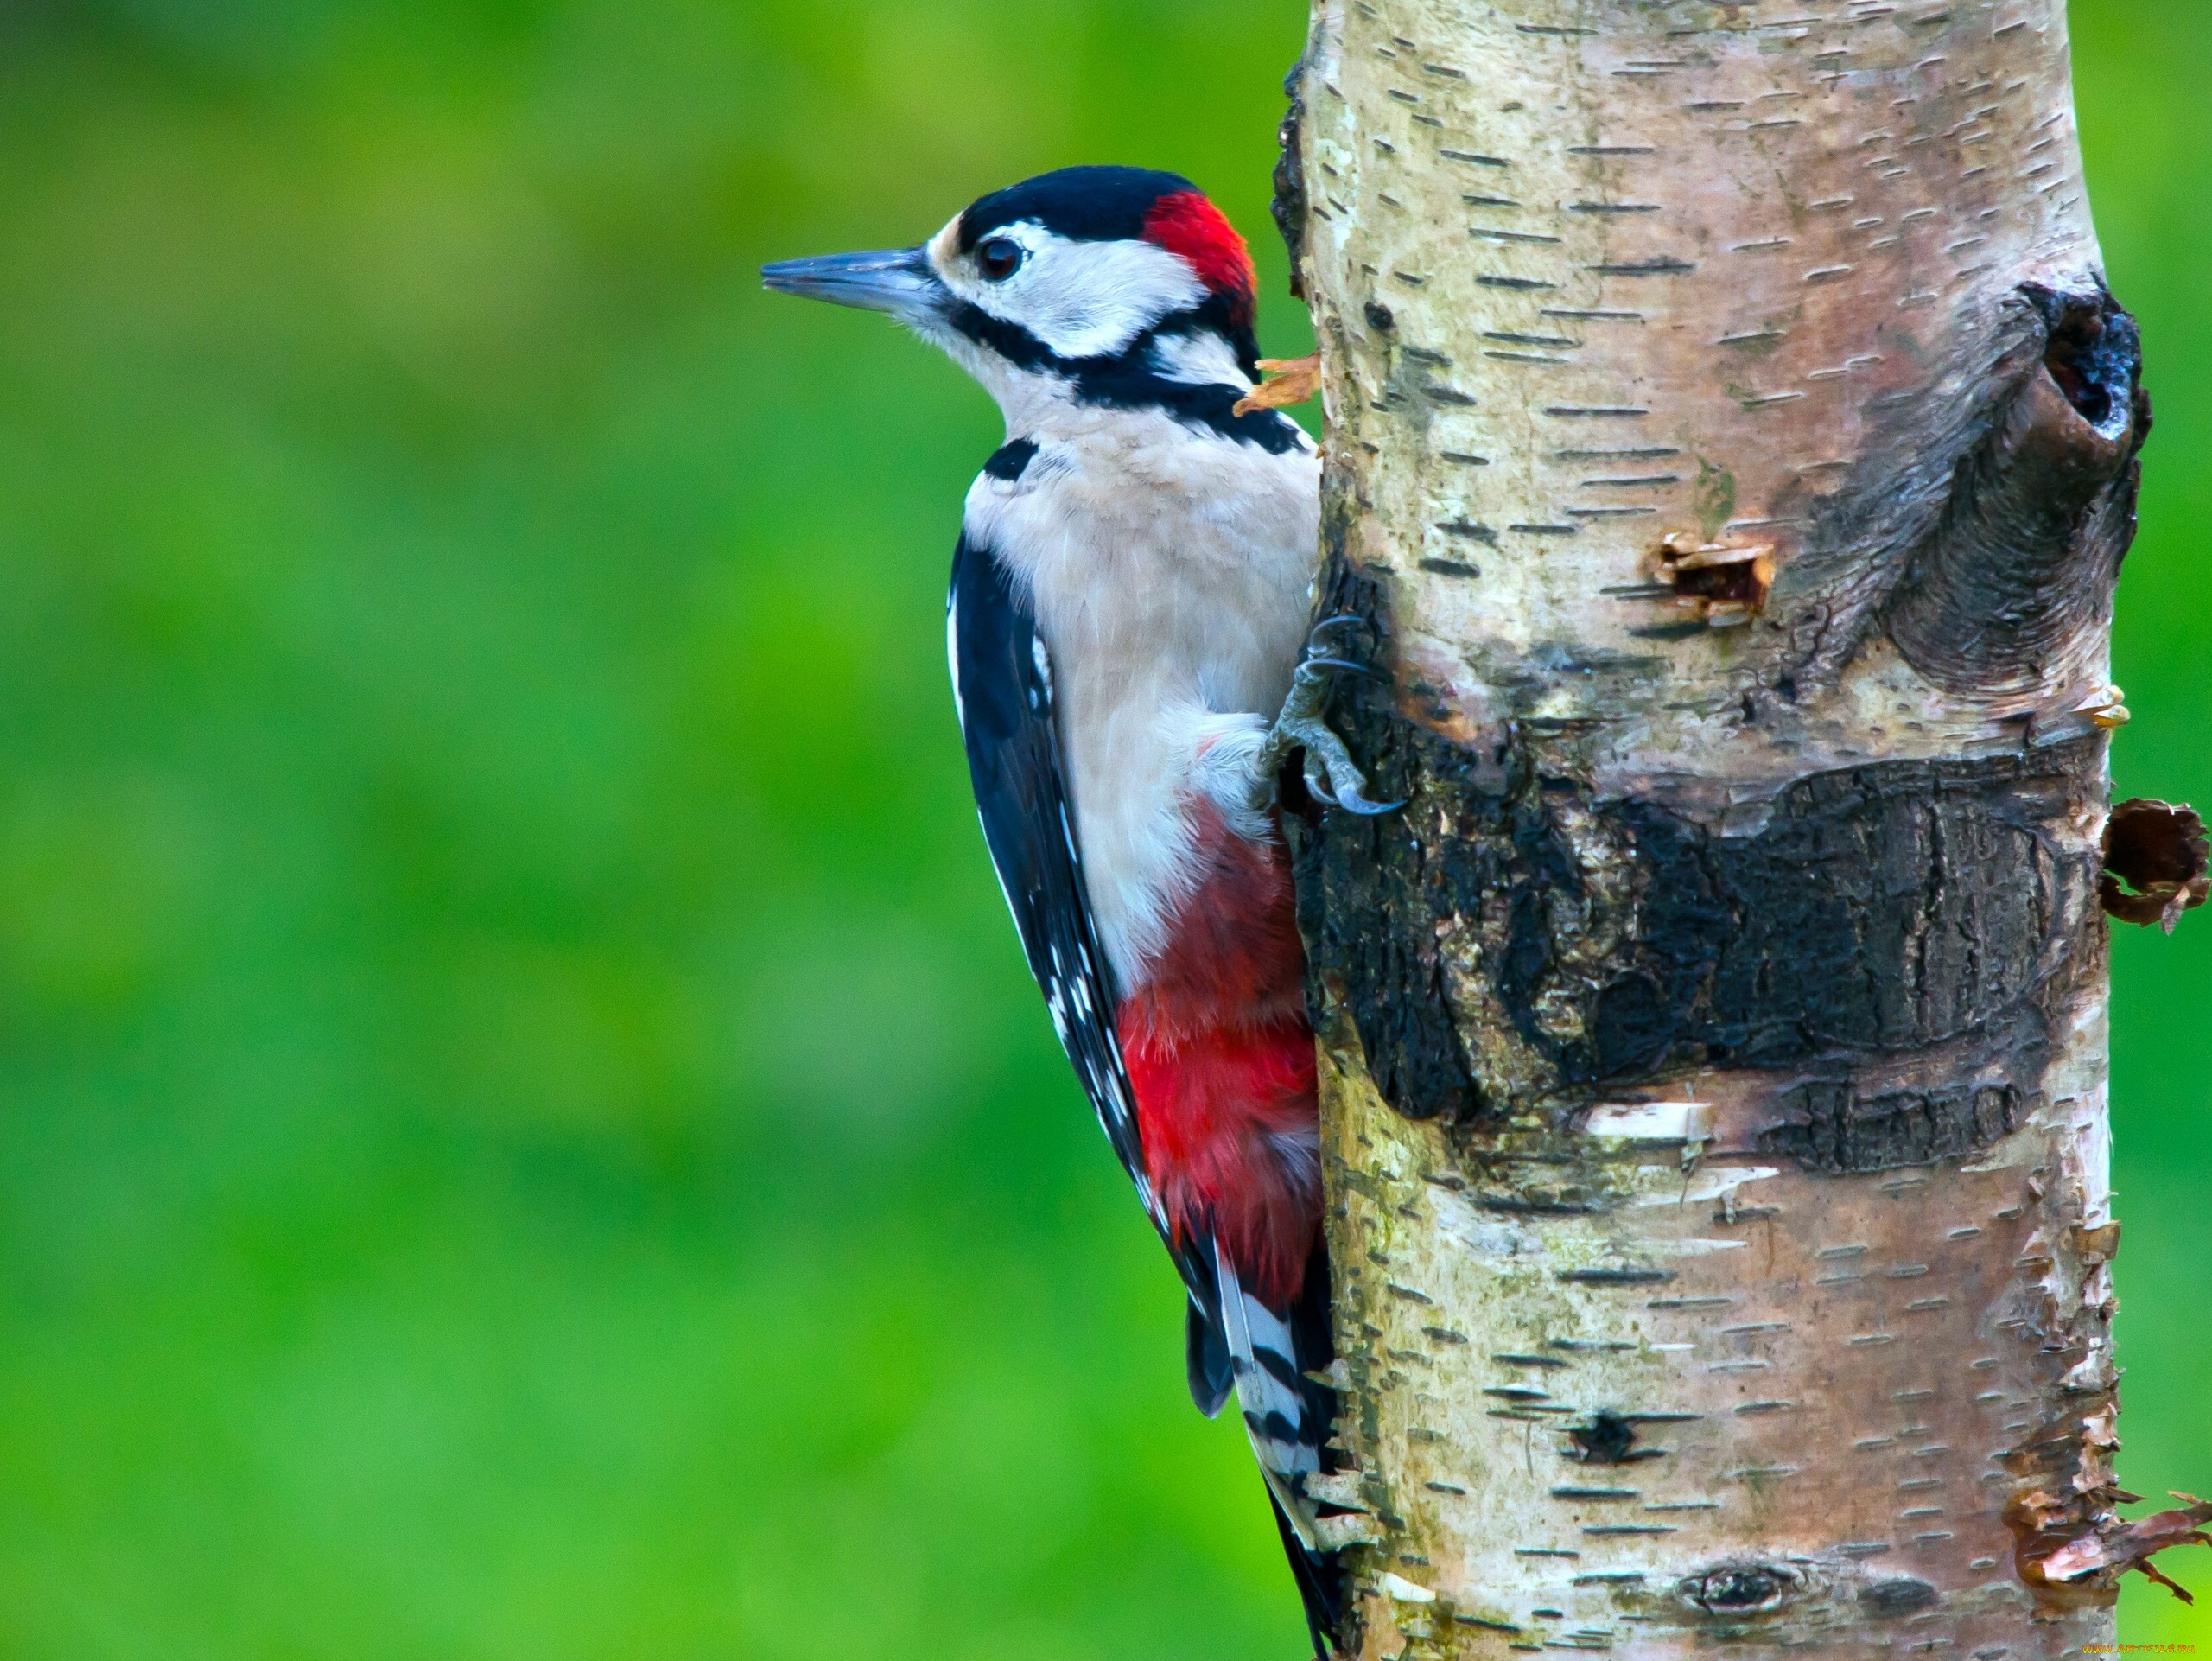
top-left (1012, 238), bottom-right (1210, 359)
top-left (931, 217), bottom-right (1209, 361)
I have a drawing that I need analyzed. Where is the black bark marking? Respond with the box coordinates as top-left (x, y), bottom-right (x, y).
top-left (1291, 560), bottom-right (1479, 1122)
top-left (1298, 725), bottom-right (2099, 1128)
top-left (1858, 1577), bottom-right (1940, 1618)
top-left (1565, 1411), bottom-right (1646, 1466)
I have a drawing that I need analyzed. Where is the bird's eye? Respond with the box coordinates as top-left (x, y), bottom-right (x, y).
top-left (977, 237), bottom-right (1025, 282)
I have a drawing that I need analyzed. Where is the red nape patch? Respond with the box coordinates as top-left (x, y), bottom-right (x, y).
top-left (1142, 190), bottom-right (1257, 323)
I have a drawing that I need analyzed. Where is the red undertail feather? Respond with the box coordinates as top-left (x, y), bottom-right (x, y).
top-left (1121, 805), bottom-right (1319, 1308)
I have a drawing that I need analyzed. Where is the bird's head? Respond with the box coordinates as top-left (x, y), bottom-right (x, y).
top-left (764, 166), bottom-right (1276, 437)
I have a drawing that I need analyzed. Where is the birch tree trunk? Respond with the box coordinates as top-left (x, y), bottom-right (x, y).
top-left (1270, 3), bottom-right (2188, 1655)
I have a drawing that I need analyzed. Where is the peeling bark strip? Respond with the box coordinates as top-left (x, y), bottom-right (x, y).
top-left (1279, 1), bottom-right (2163, 1655)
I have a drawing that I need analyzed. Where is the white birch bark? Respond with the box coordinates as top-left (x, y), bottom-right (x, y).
top-left (1270, 3), bottom-right (2194, 1655)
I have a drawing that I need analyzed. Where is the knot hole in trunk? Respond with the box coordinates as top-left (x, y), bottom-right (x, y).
top-left (1884, 282), bottom-right (2147, 701)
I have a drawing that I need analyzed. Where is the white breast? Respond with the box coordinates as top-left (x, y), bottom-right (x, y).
top-left (964, 407), bottom-right (1322, 989)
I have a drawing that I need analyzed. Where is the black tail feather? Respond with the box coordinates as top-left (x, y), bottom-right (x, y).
top-left (1198, 1225), bottom-right (1343, 1651)
top-left (1187, 1295), bottom-right (1235, 1416)
top-left (1273, 1238), bottom-right (1341, 1653)
top-left (1272, 1487), bottom-right (1343, 1658)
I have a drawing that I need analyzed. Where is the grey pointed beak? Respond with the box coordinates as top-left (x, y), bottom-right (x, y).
top-left (760, 246), bottom-right (944, 321)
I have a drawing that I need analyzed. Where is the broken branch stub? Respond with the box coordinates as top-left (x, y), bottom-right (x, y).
top-left (2100, 798), bottom-right (2210, 932)
top-left (2033, 1492), bottom-right (2212, 1600)
top-left (1278, 0), bottom-right (2152, 1655)
top-left (1236, 353), bottom-right (1325, 416)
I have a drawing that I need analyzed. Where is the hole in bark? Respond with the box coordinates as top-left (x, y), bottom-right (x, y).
top-left (2101, 798), bottom-right (2210, 932)
top-left (2024, 283), bottom-right (2139, 439)
top-left (1858, 1577), bottom-right (1939, 1618)
top-left (1364, 300), bottom-right (1396, 331)
top-left (1649, 533), bottom-right (1774, 628)
top-left (1565, 1410), bottom-right (1658, 1465)
top-left (1678, 1563), bottom-right (1794, 1614)
top-left (1666, 557), bottom-right (1766, 606)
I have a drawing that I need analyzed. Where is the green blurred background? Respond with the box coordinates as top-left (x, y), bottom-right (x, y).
top-left (0, 2), bottom-right (2202, 1655)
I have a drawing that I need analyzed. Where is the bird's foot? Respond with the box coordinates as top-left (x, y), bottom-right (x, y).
top-left (1256, 617), bottom-right (1403, 817)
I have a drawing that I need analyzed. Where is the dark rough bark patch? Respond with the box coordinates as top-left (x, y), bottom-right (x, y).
top-left (1883, 283), bottom-right (2146, 698)
top-left (1759, 1079), bottom-right (2021, 1175)
top-left (1288, 551), bottom-right (1479, 1123)
top-left (1271, 57), bottom-right (1310, 302)
top-left (1288, 544), bottom-right (2106, 1142)
top-left (1300, 710), bottom-right (2101, 1126)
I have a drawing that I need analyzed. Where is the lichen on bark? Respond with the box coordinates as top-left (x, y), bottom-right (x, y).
top-left (1278, 1), bottom-right (2154, 1654)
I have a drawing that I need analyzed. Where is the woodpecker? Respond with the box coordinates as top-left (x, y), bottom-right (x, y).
top-left (765, 167), bottom-right (1390, 1654)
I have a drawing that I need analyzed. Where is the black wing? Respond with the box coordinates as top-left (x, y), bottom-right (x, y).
top-left (949, 525), bottom-right (1340, 1654)
top-left (946, 530), bottom-right (1219, 1323)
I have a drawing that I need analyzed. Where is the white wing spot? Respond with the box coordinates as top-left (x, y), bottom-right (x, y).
top-left (945, 593), bottom-right (965, 723)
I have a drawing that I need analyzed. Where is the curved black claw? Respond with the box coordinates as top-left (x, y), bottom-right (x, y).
top-left (1309, 777), bottom-right (1405, 816)
top-left (1255, 622), bottom-right (1406, 818)
top-left (1297, 723), bottom-right (1405, 816)
top-left (1334, 780), bottom-right (1406, 817)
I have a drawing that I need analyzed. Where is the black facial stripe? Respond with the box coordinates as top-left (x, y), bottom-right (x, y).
top-left (1071, 358), bottom-right (1306, 455)
top-left (957, 165), bottom-right (1197, 251)
top-left (950, 291), bottom-right (1290, 449)
top-left (945, 300), bottom-right (1299, 454)
top-left (982, 438), bottom-right (1038, 481)
top-left (947, 299), bottom-right (1060, 373)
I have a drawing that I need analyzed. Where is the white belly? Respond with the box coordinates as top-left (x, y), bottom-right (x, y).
top-left (963, 406), bottom-right (1322, 987)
